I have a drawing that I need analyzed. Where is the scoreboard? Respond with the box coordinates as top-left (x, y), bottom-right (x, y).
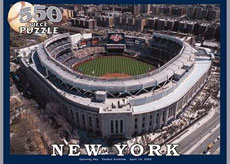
top-left (107, 33), bottom-right (126, 44)
top-left (106, 33), bottom-right (126, 54)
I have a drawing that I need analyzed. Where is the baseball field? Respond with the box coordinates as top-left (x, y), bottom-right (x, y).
top-left (74, 56), bottom-right (155, 77)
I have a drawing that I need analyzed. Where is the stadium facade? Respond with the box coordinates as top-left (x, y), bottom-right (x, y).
top-left (17, 32), bottom-right (212, 138)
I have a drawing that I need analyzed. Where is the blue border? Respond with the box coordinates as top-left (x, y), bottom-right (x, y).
top-left (4, 0), bottom-right (227, 164)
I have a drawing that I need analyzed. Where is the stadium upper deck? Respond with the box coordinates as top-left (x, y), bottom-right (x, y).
top-left (35, 33), bottom-right (195, 96)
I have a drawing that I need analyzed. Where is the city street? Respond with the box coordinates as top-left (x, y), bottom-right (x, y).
top-left (174, 108), bottom-right (220, 154)
top-left (190, 126), bottom-right (220, 154)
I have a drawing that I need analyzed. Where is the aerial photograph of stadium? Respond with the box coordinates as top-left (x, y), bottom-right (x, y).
top-left (9, 4), bottom-right (220, 155)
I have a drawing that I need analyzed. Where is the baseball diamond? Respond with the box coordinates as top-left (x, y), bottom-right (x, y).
top-left (74, 56), bottom-right (155, 77)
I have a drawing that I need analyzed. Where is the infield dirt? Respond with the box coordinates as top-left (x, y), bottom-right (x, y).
top-left (99, 73), bottom-right (131, 79)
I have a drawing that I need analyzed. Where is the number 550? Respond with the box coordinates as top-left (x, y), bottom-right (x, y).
top-left (19, 5), bottom-right (62, 23)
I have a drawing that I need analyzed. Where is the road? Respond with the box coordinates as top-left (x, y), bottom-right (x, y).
top-left (175, 110), bottom-right (220, 154)
top-left (191, 126), bottom-right (220, 154)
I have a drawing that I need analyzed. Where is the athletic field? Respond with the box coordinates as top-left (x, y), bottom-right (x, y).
top-left (74, 56), bottom-right (155, 77)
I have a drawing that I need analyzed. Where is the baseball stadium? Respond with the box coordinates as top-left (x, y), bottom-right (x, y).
top-left (17, 32), bottom-right (212, 138)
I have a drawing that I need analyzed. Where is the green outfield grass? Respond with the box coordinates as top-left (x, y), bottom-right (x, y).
top-left (75, 56), bottom-right (155, 77)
